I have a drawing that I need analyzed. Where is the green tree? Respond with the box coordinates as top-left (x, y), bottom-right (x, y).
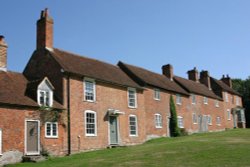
top-left (232, 77), bottom-right (250, 128)
top-left (170, 95), bottom-right (181, 137)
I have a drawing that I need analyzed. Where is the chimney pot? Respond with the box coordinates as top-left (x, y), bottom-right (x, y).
top-left (200, 70), bottom-right (211, 90)
top-left (162, 64), bottom-right (174, 81)
top-left (187, 67), bottom-right (199, 82)
top-left (221, 74), bottom-right (232, 88)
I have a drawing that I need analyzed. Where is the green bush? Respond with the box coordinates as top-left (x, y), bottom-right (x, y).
top-left (170, 95), bottom-right (181, 137)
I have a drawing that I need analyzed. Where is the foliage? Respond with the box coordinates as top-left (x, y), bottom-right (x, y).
top-left (39, 107), bottom-right (66, 126)
top-left (169, 95), bottom-right (181, 137)
top-left (232, 77), bottom-right (250, 127)
top-left (8, 129), bottom-right (250, 167)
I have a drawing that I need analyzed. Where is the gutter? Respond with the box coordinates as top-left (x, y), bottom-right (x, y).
top-left (67, 75), bottom-right (71, 155)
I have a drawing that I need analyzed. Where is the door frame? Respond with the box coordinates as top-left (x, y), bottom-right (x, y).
top-left (108, 116), bottom-right (120, 145)
top-left (25, 119), bottom-right (40, 155)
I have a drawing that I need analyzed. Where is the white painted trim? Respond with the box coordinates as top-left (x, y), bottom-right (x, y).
top-left (154, 113), bottom-right (163, 128)
top-left (129, 115), bottom-right (138, 137)
top-left (225, 92), bottom-right (229, 103)
top-left (191, 94), bottom-right (196, 105)
top-left (216, 116), bottom-right (221, 126)
top-left (45, 122), bottom-right (59, 138)
top-left (203, 97), bottom-right (208, 105)
top-left (207, 115), bottom-right (212, 125)
top-left (0, 129), bottom-right (2, 155)
top-left (84, 110), bottom-right (97, 136)
top-left (25, 120), bottom-right (40, 155)
top-left (227, 109), bottom-right (231, 120)
top-left (192, 113), bottom-right (198, 124)
top-left (177, 116), bottom-right (184, 128)
top-left (127, 87), bottom-right (137, 108)
top-left (215, 100), bottom-right (219, 108)
top-left (37, 89), bottom-right (53, 107)
top-left (83, 78), bottom-right (96, 102)
top-left (153, 89), bottom-right (161, 101)
top-left (176, 94), bottom-right (182, 105)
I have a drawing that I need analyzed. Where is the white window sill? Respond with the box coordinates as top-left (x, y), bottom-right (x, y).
top-left (155, 126), bottom-right (162, 129)
top-left (86, 134), bottom-right (97, 137)
top-left (128, 106), bottom-right (137, 109)
top-left (45, 136), bottom-right (58, 139)
top-left (176, 103), bottom-right (182, 105)
top-left (84, 100), bottom-right (96, 103)
top-left (154, 98), bottom-right (161, 101)
top-left (193, 123), bottom-right (197, 124)
top-left (129, 134), bottom-right (138, 137)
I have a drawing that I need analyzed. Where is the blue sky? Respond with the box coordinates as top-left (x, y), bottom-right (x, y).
top-left (1, 1), bottom-right (250, 79)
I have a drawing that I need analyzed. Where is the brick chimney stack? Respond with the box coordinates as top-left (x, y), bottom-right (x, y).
top-left (187, 67), bottom-right (199, 82)
top-left (0, 36), bottom-right (8, 71)
top-left (221, 74), bottom-right (232, 88)
top-left (162, 64), bottom-right (174, 81)
top-left (37, 8), bottom-right (54, 50)
top-left (200, 70), bottom-right (211, 90)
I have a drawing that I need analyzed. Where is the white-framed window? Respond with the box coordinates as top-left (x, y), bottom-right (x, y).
top-left (227, 109), bottom-right (231, 120)
top-left (38, 90), bottom-right (53, 107)
top-left (154, 89), bottom-right (160, 100)
top-left (37, 78), bottom-right (54, 107)
top-left (128, 88), bottom-right (137, 108)
top-left (204, 97), bottom-right (208, 104)
top-left (45, 122), bottom-right (58, 138)
top-left (155, 114), bottom-right (162, 128)
top-left (176, 94), bottom-right (182, 105)
top-left (85, 110), bottom-right (97, 136)
top-left (191, 94), bottom-right (196, 104)
top-left (192, 113), bottom-right (197, 124)
top-left (129, 115), bottom-right (138, 136)
top-left (177, 116), bottom-right (184, 128)
top-left (216, 117), bottom-right (221, 125)
top-left (225, 92), bottom-right (228, 102)
top-left (84, 78), bottom-right (96, 102)
top-left (207, 115), bottom-right (212, 125)
top-left (215, 100), bottom-right (219, 107)
top-left (236, 96), bottom-right (240, 106)
top-left (0, 129), bottom-right (2, 155)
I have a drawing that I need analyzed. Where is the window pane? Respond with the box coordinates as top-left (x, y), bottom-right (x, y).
top-left (86, 112), bottom-right (96, 135)
top-left (128, 89), bottom-right (136, 107)
top-left (46, 123), bottom-right (51, 136)
top-left (85, 81), bottom-right (94, 101)
top-left (129, 116), bottom-right (137, 135)
top-left (52, 123), bottom-right (57, 136)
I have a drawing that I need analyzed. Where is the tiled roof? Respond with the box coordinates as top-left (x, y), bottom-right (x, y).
top-left (118, 61), bottom-right (189, 96)
top-left (50, 48), bottom-right (141, 89)
top-left (210, 77), bottom-right (241, 96)
top-left (0, 71), bottom-right (63, 109)
top-left (174, 76), bottom-right (222, 100)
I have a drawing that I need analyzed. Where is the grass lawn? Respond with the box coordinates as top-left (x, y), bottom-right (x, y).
top-left (7, 129), bottom-right (250, 167)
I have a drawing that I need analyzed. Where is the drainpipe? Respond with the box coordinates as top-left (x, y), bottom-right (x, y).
top-left (67, 75), bottom-right (71, 155)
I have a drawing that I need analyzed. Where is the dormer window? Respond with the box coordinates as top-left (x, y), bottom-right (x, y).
top-left (39, 90), bottom-right (50, 106)
top-left (37, 77), bottom-right (54, 107)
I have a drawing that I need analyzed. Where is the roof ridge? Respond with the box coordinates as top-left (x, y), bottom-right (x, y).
top-left (53, 48), bottom-right (120, 69)
top-left (120, 61), bottom-right (169, 79)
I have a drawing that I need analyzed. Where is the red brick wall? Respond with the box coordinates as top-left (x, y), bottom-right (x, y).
top-left (0, 106), bottom-right (66, 156)
top-left (222, 92), bottom-right (243, 129)
top-left (66, 76), bottom-right (146, 153)
top-left (143, 87), bottom-right (169, 139)
top-left (175, 95), bottom-right (226, 133)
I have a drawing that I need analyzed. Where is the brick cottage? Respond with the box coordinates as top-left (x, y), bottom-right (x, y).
top-left (0, 9), bottom-right (246, 165)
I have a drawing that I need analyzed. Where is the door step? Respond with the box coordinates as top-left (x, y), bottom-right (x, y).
top-left (22, 155), bottom-right (46, 163)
